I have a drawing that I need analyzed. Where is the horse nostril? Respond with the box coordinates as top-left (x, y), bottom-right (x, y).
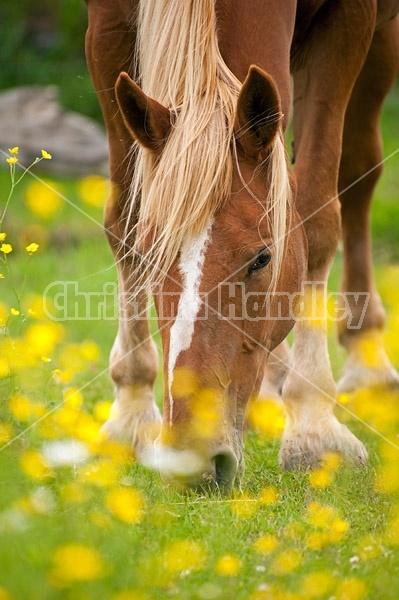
top-left (212, 447), bottom-right (238, 495)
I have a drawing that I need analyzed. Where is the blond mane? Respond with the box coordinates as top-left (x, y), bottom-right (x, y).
top-left (125, 0), bottom-right (290, 292)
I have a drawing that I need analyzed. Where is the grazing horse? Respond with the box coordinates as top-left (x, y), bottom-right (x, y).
top-left (85, 0), bottom-right (399, 493)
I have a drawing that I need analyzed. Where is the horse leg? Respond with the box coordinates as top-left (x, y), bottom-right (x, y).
top-left (259, 341), bottom-right (290, 402)
top-left (337, 18), bottom-right (399, 394)
top-left (280, 2), bottom-right (377, 469)
top-left (85, 1), bottom-right (161, 456)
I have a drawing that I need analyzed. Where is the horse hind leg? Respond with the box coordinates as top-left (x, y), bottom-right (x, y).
top-left (337, 17), bottom-right (399, 395)
top-left (280, 2), bottom-right (377, 469)
top-left (259, 340), bottom-right (290, 402)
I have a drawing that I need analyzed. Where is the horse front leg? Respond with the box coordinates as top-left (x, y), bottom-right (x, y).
top-left (85, 0), bottom-right (161, 458)
top-left (280, 1), bottom-right (377, 469)
top-left (103, 214), bottom-right (162, 457)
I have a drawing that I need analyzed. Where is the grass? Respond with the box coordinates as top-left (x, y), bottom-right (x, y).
top-left (0, 86), bottom-right (398, 599)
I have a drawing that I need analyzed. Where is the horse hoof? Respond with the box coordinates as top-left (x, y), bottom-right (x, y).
top-left (279, 417), bottom-right (368, 471)
top-left (100, 394), bottom-right (162, 461)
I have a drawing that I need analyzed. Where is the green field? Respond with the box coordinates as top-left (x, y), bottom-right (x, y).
top-left (0, 84), bottom-right (398, 600)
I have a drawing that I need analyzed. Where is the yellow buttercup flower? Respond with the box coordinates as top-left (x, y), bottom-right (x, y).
top-left (335, 578), bottom-right (367, 600)
top-left (10, 308), bottom-right (20, 316)
top-left (24, 180), bottom-right (62, 220)
top-left (49, 544), bottom-right (107, 585)
top-left (0, 274), bottom-right (4, 279)
top-left (8, 146), bottom-right (19, 155)
top-left (25, 242), bottom-right (39, 254)
top-left (253, 534), bottom-right (279, 555)
top-left (300, 572), bottom-right (337, 598)
top-left (41, 149), bottom-right (52, 160)
top-left (0, 243), bottom-right (12, 254)
top-left (0, 233), bottom-right (6, 241)
top-left (163, 540), bottom-right (206, 574)
top-left (19, 450), bottom-right (53, 480)
top-left (215, 555), bottom-right (241, 576)
top-left (79, 460), bottom-right (119, 488)
top-left (106, 488), bottom-right (145, 524)
top-left (77, 175), bottom-right (109, 208)
top-left (309, 467), bottom-right (333, 489)
top-left (270, 549), bottom-right (302, 575)
top-left (259, 486), bottom-right (279, 505)
top-left (6, 157), bottom-right (18, 165)
top-left (41, 356), bottom-right (52, 363)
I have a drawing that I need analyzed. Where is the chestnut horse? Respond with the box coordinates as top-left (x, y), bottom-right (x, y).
top-left (85, 0), bottom-right (399, 493)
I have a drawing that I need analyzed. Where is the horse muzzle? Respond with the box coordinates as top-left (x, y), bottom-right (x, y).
top-left (142, 443), bottom-right (238, 495)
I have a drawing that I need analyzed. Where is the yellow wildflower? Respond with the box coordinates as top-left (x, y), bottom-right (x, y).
top-left (8, 146), bottom-right (19, 155)
top-left (49, 544), bottom-right (107, 585)
top-left (306, 531), bottom-right (331, 550)
top-left (63, 387), bottom-right (83, 410)
top-left (0, 357), bottom-right (10, 378)
top-left (0, 243), bottom-right (12, 254)
top-left (0, 233), bottom-right (6, 241)
top-left (8, 395), bottom-right (45, 421)
top-left (19, 450), bottom-right (53, 480)
top-left (163, 540), bottom-right (206, 574)
top-left (94, 400), bottom-right (112, 423)
top-left (330, 518), bottom-right (350, 539)
top-left (270, 549), bottom-right (302, 575)
top-left (253, 534), bottom-right (279, 555)
top-left (322, 451), bottom-right (342, 471)
top-left (215, 555), bottom-right (241, 576)
top-left (335, 578), bottom-right (367, 600)
top-left (25, 242), bottom-right (39, 254)
top-left (80, 340), bottom-right (100, 362)
top-left (246, 398), bottom-right (285, 438)
top-left (10, 308), bottom-right (20, 316)
top-left (309, 467), bottom-right (333, 489)
top-left (300, 572), bottom-right (337, 598)
top-left (105, 488), bottom-right (145, 524)
top-left (25, 322), bottom-right (63, 357)
top-left (6, 157), bottom-right (18, 165)
top-left (52, 369), bottom-right (72, 384)
top-left (79, 460), bottom-right (119, 488)
top-left (376, 463), bottom-right (399, 494)
top-left (24, 180), bottom-right (62, 220)
top-left (41, 149), bottom-right (52, 160)
top-left (77, 174), bottom-right (109, 208)
top-left (259, 486), bottom-right (279, 505)
top-left (307, 502), bottom-right (337, 527)
top-left (41, 356), bottom-right (52, 363)
top-left (0, 274), bottom-right (4, 279)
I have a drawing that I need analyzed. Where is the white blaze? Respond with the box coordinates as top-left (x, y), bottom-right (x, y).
top-left (168, 220), bottom-right (213, 423)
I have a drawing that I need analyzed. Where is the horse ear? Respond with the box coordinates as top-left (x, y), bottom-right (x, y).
top-left (115, 72), bottom-right (172, 151)
top-left (235, 65), bottom-right (282, 161)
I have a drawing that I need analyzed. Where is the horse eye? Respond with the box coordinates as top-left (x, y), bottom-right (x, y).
top-left (248, 248), bottom-right (272, 274)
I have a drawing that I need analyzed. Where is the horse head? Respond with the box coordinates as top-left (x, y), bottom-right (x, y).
top-left (115, 66), bottom-right (307, 493)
